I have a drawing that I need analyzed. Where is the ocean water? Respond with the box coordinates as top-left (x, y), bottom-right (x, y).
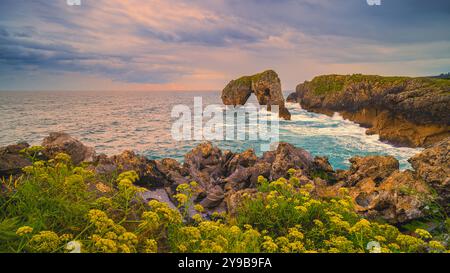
top-left (0, 91), bottom-right (421, 170)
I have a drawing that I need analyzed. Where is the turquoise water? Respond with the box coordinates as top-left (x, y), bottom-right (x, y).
top-left (0, 91), bottom-right (421, 170)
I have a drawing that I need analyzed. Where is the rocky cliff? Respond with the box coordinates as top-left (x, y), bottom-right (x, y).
top-left (2, 132), bottom-right (448, 225)
top-left (290, 74), bottom-right (450, 147)
top-left (221, 70), bottom-right (291, 120)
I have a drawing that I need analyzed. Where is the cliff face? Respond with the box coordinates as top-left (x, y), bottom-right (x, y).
top-left (292, 74), bottom-right (450, 147)
top-left (221, 70), bottom-right (291, 120)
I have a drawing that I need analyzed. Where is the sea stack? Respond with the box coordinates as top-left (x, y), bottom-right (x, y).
top-left (221, 70), bottom-right (291, 120)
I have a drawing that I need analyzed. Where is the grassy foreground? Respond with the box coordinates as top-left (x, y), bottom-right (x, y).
top-left (0, 147), bottom-right (448, 253)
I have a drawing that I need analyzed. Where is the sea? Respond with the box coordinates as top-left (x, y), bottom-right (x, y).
top-left (0, 91), bottom-right (422, 170)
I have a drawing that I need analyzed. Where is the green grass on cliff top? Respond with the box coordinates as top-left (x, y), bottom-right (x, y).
top-left (308, 74), bottom-right (450, 95)
top-left (232, 70), bottom-right (280, 87)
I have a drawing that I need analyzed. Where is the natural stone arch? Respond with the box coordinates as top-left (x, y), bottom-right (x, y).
top-left (221, 70), bottom-right (291, 120)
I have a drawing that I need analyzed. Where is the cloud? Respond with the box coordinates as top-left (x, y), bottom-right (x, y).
top-left (0, 0), bottom-right (449, 91)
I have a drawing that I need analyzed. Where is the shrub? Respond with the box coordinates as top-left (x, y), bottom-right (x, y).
top-left (0, 154), bottom-right (448, 253)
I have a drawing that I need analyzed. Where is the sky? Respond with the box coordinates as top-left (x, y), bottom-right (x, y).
top-left (0, 0), bottom-right (449, 91)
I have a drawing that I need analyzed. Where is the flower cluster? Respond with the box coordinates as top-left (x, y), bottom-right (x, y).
top-left (3, 157), bottom-right (448, 254)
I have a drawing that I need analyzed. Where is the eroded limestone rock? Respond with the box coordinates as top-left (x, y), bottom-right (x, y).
top-left (221, 70), bottom-right (291, 120)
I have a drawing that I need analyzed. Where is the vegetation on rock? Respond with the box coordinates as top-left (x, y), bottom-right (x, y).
top-left (292, 74), bottom-right (450, 147)
top-left (1, 149), bottom-right (448, 253)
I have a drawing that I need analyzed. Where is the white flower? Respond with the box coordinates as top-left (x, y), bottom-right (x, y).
top-left (366, 241), bottom-right (381, 253)
top-left (66, 241), bottom-right (82, 253)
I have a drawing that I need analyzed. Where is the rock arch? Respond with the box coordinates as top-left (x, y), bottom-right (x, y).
top-left (221, 70), bottom-right (291, 120)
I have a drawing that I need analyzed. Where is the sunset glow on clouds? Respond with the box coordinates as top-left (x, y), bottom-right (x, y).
top-left (0, 0), bottom-right (449, 91)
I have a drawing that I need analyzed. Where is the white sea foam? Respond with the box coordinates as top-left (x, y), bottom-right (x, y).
top-left (283, 103), bottom-right (422, 168)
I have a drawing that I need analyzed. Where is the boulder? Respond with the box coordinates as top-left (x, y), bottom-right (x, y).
top-left (221, 70), bottom-right (291, 120)
top-left (224, 161), bottom-right (272, 191)
top-left (183, 142), bottom-right (225, 189)
top-left (346, 156), bottom-right (399, 186)
top-left (42, 132), bottom-right (95, 165)
top-left (286, 92), bottom-right (298, 103)
top-left (199, 185), bottom-right (225, 209)
top-left (155, 158), bottom-right (190, 186)
top-left (94, 150), bottom-right (168, 188)
top-left (266, 142), bottom-right (314, 180)
top-left (0, 142), bottom-right (31, 178)
top-left (224, 149), bottom-right (257, 174)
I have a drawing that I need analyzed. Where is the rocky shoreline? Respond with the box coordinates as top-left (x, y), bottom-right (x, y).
top-left (288, 74), bottom-right (450, 148)
top-left (1, 132), bottom-right (448, 226)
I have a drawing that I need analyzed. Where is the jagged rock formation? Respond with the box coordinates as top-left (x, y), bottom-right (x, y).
top-left (290, 74), bottom-right (450, 147)
top-left (286, 92), bottom-right (298, 103)
top-left (221, 70), bottom-right (291, 120)
top-left (93, 150), bottom-right (169, 188)
top-left (2, 133), bottom-right (448, 224)
top-left (314, 155), bottom-right (435, 224)
top-left (409, 138), bottom-right (449, 212)
top-left (0, 142), bottom-right (31, 178)
top-left (42, 132), bottom-right (96, 165)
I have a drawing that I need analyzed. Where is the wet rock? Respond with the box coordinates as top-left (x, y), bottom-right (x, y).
top-left (286, 92), bottom-right (298, 103)
top-left (42, 132), bottom-right (95, 165)
top-left (313, 156), bottom-right (334, 173)
top-left (221, 70), bottom-right (291, 120)
top-left (346, 156), bottom-right (399, 186)
top-left (0, 142), bottom-right (31, 178)
top-left (409, 137), bottom-right (449, 211)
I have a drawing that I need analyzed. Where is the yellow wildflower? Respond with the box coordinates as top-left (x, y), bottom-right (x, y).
top-left (179, 227), bottom-right (201, 240)
top-left (16, 226), bottom-right (33, 236)
top-left (415, 229), bottom-right (432, 240)
top-left (313, 219), bottom-right (324, 228)
top-left (194, 204), bottom-right (205, 213)
top-left (262, 236), bottom-right (278, 253)
top-left (428, 241), bottom-right (445, 252)
top-left (176, 183), bottom-right (191, 193)
top-left (257, 175), bottom-right (267, 184)
top-left (29, 231), bottom-right (61, 252)
top-left (143, 239), bottom-right (158, 253)
top-left (54, 153), bottom-right (71, 164)
top-left (93, 237), bottom-right (118, 253)
top-left (174, 193), bottom-right (188, 205)
top-left (178, 244), bottom-right (188, 252)
top-left (288, 227), bottom-right (304, 241)
top-left (192, 214), bottom-right (203, 223)
top-left (295, 206), bottom-right (308, 214)
top-left (229, 226), bottom-right (241, 236)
